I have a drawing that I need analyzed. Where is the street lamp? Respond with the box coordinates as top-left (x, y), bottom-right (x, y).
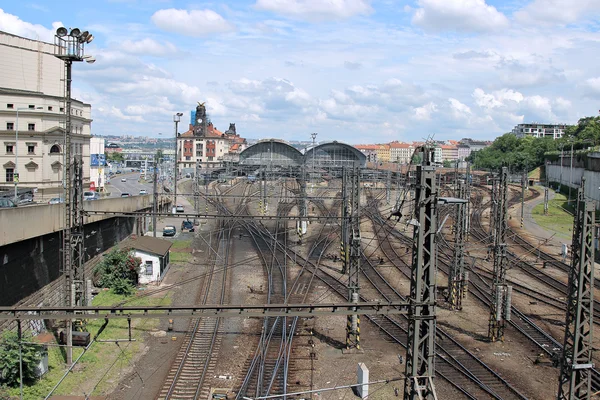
top-left (14, 106), bottom-right (43, 203)
top-left (53, 26), bottom-right (94, 366)
top-left (173, 112), bottom-right (183, 213)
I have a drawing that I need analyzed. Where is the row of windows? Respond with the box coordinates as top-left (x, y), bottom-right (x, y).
top-left (5, 123), bottom-right (85, 134)
top-left (6, 104), bottom-right (84, 116)
top-left (5, 144), bottom-right (65, 155)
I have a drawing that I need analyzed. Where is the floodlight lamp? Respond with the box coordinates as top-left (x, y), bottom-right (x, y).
top-left (177, 112), bottom-right (184, 116)
top-left (85, 34), bottom-right (94, 44)
top-left (79, 31), bottom-right (89, 42)
top-left (69, 28), bottom-right (81, 38)
top-left (84, 55), bottom-right (96, 64)
top-left (56, 27), bottom-right (68, 37)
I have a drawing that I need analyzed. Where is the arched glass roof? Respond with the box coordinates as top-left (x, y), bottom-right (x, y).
top-left (304, 141), bottom-right (366, 168)
top-left (239, 139), bottom-right (304, 166)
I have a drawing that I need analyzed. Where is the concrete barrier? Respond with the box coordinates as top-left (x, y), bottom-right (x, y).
top-left (0, 195), bottom-right (166, 247)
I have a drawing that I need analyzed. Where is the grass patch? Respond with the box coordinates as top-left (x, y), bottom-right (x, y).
top-left (7, 289), bottom-right (171, 399)
top-left (531, 190), bottom-right (574, 240)
top-left (171, 239), bottom-right (192, 250)
top-left (170, 252), bottom-right (192, 263)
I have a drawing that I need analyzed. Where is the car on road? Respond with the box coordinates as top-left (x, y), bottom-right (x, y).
top-left (181, 220), bottom-right (194, 232)
top-left (0, 198), bottom-right (17, 208)
top-left (48, 197), bottom-right (64, 204)
top-left (176, 205), bottom-right (184, 213)
top-left (121, 193), bottom-right (131, 197)
top-left (121, 178), bottom-right (126, 182)
top-left (115, 170), bottom-right (122, 174)
top-left (83, 191), bottom-right (100, 201)
top-left (162, 225), bottom-right (176, 237)
top-left (139, 189), bottom-right (148, 195)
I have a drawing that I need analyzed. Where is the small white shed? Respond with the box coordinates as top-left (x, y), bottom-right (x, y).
top-left (120, 236), bottom-right (172, 284)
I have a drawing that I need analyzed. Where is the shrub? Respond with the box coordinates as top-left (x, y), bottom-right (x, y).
top-left (94, 248), bottom-right (141, 295)
top-left (0, 332), bottom-right (43, 387)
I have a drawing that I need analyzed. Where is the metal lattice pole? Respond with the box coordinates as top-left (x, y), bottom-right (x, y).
top-left (557, 181), bottom-right (596, 400)
top-left (448, 181), bottom-right (466, 310)
top-left (404, 146), bottom-right (439, 400)
top-left (345, 164), bottom-right (361, 350)
top-left (465, 162), bottom-right (471, 239)
top-left (521, 168), bottom-right (526, 228)
top-left (544, 162), bottom-right (550, 216)
top-left (488, 167), bottom-right (509, 342)
top-left (153, 159), bottom-right (158, 237)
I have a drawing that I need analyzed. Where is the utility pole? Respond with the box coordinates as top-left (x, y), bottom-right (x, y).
top-left (448, 181), bottom-right (466, 310)
top-left (520, 167), bottom-right (526, 228)
top-left (298, 164), bottom-right (307, 242)
top-left (569, 141), bottom-right (574, 205)
top-left (386, 170), bottom-right (391, 204)
top-left (488, 167), bottom-right (511, 342)
top-left (173, 112), bottom-right (183, 213)
top-left (465, 162), bottom-right (471, 239)
top-left (544, 161), bottom-right (549, 216)
top-left (557, 180), bottom-right (595, 400)
top-left (345, 164), bottom-right (361, 351)
top-left (152, 158), bottom-right (158, 237)
top-left (194, 161), bottom-right (200, 225)
top-left (404, 146), bottom-right (439, 400)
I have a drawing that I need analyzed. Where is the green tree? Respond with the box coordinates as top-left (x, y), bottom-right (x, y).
top-left (107, 152), bottom-right (125, 163)
top-left (411, 153), bottom-right (422, 164)
top-left (93, 248), bottom-right (141, 295)
top-left (155, 149), bottom-right (164, 162)
top-left (0, 332), bottom-right (43, 387)
top-left (442, 160), bottom-right (454, 168)
top-left (469, 133), bottom-right (558, 172)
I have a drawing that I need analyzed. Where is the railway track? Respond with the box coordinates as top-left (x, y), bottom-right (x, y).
top-left (157, 182), bottom-right (248, 399)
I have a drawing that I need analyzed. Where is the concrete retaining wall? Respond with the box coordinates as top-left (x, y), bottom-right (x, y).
top-left (0, 195), bottom-right (168, 247)
top-left (546, 164), bottom-right (600, 205)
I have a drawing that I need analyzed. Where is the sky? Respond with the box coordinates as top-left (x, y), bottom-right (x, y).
top-left (1, 0), bottom-right (600, 144)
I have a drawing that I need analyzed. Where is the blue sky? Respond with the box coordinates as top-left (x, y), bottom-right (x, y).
top-left (1, 0), bottom-right (600, 143)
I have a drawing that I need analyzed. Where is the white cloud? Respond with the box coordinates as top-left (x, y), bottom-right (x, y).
top-left (515, 0), bottom-right (600, 25)
top-left (254, 0), bottom-right (373, 21)
top-left (412, 0), bottom-right (509, 33)
top-left (585, 77), bottom-right (600, 95)
top-left (412, 102), bottom-right (437, 120)
top-left (151, 9), bottom-right (234, 37)
top-left (0, 8), bottom-right (62, 42)
top-left (97, 106), bottom-right (144, 122)
top-left (448, 98), bottom-right (472, 119)
top-left (120, 38), bottom-right (178, 57)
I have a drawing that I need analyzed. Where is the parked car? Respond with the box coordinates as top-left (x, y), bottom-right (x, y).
top-left (139, 189), bottom-right (148, 195)
top-left (115, 170), bottom-right (122, 174)
top-left (121, 178), bottom-right (126, 182)
top-left (83, 191), bottom-right (100, 201)
top-left (121, 193), bottom-right (131, 197)
top-left (162, 225), bottom-right (176, 237)
top-left (0, 198), bottom-right (17, 208)
top-left (48, 197), bottom-right (64, 204)
top-left (176, 205), bottom-right (184, 213)
top-left (181, 220), bottom-right (194, 232)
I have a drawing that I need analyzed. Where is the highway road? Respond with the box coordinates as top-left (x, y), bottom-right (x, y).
top-left (105, 172), bottom-right (155, 197)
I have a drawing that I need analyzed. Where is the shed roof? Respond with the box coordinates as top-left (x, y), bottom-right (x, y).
top-left (119, 236), bottom-right (172, 256)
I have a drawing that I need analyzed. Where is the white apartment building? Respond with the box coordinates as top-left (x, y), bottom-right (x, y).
top-left (389, 142), bottom-right (413, 164)
top-left (0, 31), bottom-right (92, 190)
top-left (512, 123), bottom-right (567, 139)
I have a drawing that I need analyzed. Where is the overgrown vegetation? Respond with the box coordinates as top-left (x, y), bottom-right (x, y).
top-left (93, 248), bottom-right (141, 295)
top-left (469, 116), bottom-right (600, 172)
top-left (0, 332), bottom-right (44, 387)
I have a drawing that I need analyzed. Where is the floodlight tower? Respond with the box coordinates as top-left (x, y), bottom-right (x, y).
top-left (173, 112), bottom-right (183, 213)
top-left (54, 26), bottom-right (95, 365)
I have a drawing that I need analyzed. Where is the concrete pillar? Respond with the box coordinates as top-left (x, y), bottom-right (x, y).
top-left (357, 363), bottom-right (369, 399)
